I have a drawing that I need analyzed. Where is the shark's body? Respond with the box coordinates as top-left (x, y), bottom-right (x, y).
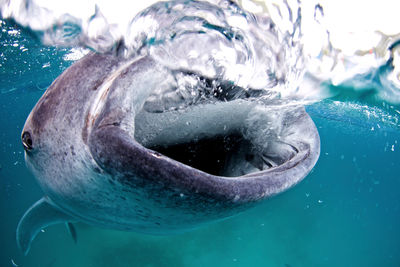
top-left (18, 53), bottom-right (320, 254)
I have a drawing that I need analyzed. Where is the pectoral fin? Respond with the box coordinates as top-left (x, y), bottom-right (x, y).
top-left (65, 222), bottom-right (78, 244)
top-left (17, 197), bottom-right (76, 255)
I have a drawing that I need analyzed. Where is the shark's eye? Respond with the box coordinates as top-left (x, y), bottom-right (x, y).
top-left (22, 131), bottom-right (33, 151)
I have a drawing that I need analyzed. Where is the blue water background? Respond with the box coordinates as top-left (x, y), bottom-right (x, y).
top-left (1, 20), bottom-right (399, 267)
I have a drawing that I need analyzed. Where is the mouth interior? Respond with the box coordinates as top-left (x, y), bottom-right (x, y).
top-left (145, 132), bottom-right (298, 177)
top-left (134, 103), bottom-right (299, 177)
top-left (147, 133), bottom-right (247, 176)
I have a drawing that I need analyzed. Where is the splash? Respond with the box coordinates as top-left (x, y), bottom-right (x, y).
top-left (1, 0), bottom-right (400, 104)
top-left (0, 0), bottom-right (305, 103)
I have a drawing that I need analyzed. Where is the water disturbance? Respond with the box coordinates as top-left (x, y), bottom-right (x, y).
top-left (1, 0), bottom-right (400, 104)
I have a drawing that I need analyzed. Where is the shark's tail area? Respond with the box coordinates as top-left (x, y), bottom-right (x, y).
top-left (16, 197), bottom-right (77, 255)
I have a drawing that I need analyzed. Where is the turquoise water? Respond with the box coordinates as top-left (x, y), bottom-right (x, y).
top-left (1, 17), bottom-right (400, 267)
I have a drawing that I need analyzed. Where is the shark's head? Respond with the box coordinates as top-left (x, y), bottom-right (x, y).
top-left (17, 52), bottom-right (320, 255)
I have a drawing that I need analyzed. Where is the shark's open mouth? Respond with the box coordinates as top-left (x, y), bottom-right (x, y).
top-left (123, 65), bottom-right (308, 178)
top-left (147, 132), bottom-right (298, 177)
top-left (134, 99), bottom-right (301, 178)
top-left (148, 133), bottom-right (245, 176)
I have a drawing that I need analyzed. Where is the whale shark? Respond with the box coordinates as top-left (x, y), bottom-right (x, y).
top-left (17, 52), bottom-right (320, 255)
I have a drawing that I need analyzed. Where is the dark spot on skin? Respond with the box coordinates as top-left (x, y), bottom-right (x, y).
top-left (120, 68), bottom-right (129, 78)
top-left (70, 145), bottom-right (76, 156)
top-left (91, 77), bottom-right (106, 91)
